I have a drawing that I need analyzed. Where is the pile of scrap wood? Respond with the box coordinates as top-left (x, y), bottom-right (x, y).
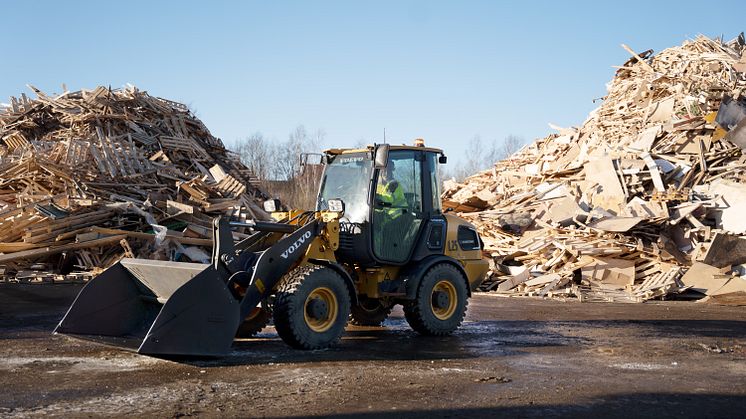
top-left (444, 34), bottom-right (746, 304)
top-left (0, 85), bottom-right (270, 282)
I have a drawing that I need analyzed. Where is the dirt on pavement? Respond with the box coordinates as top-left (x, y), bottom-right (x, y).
top-left (1, 285), bottom-right (745, 418)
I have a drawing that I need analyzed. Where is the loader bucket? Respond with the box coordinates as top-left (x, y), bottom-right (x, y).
top-left (54, 258), bottom-right (240, 357)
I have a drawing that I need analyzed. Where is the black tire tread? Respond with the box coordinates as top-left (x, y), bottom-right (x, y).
top-left (235, 307), bottom-right (271, 338)
top-left (349, 299), bottom-right (393, 326)
top-left (404, 263), bottom-right (468, 336)
top-left (273, 265), bottom-right (351, 349)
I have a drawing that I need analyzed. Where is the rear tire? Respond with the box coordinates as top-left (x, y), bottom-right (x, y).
top-left (350, 297), bottom-right (392, 326)
top-left (273, 265), bottom-right (351, 349)
top-left (404, 263), bottom-right (468, 336)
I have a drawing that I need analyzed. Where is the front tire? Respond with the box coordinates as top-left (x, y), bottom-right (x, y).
top-left (404, 263), bottom-right (468, 336)
top-left (273, 265), bottom-right (351, 349)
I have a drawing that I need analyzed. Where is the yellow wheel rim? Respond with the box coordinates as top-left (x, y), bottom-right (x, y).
top-left (431, 280), bottom-right (457, 320)
top-left (304, 287), bottom-right (338, 333)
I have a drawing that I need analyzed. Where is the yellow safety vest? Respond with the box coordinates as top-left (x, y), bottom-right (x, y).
top-left (376, 181), bottom-right (406, 207)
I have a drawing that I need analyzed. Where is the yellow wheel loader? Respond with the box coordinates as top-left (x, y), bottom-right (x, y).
top-left (55, 143), bottom-right (490, 356)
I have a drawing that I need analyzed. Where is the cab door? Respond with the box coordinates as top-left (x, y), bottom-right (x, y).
top-left (371, 150), bottom-right (424, 263)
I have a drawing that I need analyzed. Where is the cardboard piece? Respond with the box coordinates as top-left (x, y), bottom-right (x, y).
top-left (704, 292), bottom-right (746, 305)
top-left (623, 197), bottom-right (668, 218)
top-left (649, 97), bottom-right (675, 123)
top-left (496, 265), bottom-right (530, 291)
top-left (535, 183), bottom-right (567, 200)
top-left (709, 277), bottom-right (746, 297)
top-left (545, 196), bottom-right (583, 226)
top-left (524, 273), bottom-right (561, 287)
top-left (587, 216), bottom-right (643, 232)
top-left (581, 257), bottom-right (636, 287)
top-left (585, 156), bottom-right (626, 213)
top-left (702, 233), bottom-right (746, 268)
top-left (708, 180), bottom-right (746, 234)
top-left (679, 262), bottom-right (729, 294)
top-left (629, 125), bottom-right (661, 151)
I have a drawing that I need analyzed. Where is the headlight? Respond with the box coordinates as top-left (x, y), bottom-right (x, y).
top-left (263, 199), bottom-right (281, 213)
top-left (327, 199), bottom-right (345, 213)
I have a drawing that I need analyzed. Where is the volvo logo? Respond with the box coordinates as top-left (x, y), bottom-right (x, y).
top-left (281, 231), bottom-right (313, 259)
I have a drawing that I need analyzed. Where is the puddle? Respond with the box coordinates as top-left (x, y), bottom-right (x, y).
top-left (609, 362), bottom-right (677, 371)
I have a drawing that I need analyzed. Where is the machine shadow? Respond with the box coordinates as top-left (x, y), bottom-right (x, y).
top-left (173, 316), bottom-right (586, 367)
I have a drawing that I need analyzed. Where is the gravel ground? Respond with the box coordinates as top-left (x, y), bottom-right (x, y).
top-left (1, 285), bottom-right (745, 418)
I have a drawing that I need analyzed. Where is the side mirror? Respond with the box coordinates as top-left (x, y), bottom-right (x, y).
top-left (374, 144), bottom-right (390, 169)
top-left (438, 155), bottom-right (448, 164)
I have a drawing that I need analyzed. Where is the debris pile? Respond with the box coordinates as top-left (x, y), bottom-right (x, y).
top-left (444, 34), bottom-right (746, 304)
top-left (0, 85), bottom-right (270, 282)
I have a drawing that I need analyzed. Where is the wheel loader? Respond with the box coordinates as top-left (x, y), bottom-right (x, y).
top-left (55, 142), bottom-right (490, 356)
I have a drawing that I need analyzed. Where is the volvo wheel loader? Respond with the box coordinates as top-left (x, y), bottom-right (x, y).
top-left (55, 142), bottom-right (490, 356)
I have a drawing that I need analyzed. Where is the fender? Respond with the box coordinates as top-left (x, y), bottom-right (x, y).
top-left (309, 259), bottom-right (359, 306)
top-left (400, 255), bottom-right (471, 300)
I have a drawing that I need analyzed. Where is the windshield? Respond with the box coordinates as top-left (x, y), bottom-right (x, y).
top-left (317, 153), bottom-right (373, 223)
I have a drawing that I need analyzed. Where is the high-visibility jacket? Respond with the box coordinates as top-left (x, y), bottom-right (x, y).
top-left (376, 180), bottom-right (406, 207)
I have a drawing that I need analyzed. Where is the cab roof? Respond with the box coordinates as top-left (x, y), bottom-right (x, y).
top-left (324, 144), bottom-right (444, 155)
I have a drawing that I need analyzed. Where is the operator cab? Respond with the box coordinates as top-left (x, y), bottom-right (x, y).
top-left (317, 142), bottom-right (448, 267)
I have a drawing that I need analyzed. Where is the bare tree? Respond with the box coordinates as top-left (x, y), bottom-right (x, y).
top-left (234, 125), bottom-right (326, 209)
top-left (498, 135), bottom-right (524, 160)
top-left (235, 132), bottom-right (273, 180)
top-left (451, 135), bottom-right (494, 181)
top-left (451, 134), bottom-right (525, 181)
top-left (312, 128), bottom-right (326, 150)
top-left (271, 125), bottom-right (325, 181)
top-left (439, 164), bottom-right (455, 184)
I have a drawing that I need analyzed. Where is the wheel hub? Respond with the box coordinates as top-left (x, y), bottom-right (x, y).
top-left (431, 280), bottom-right (458, 320)
top-left (303, 287), bottom-right (338, 333)
top-left (432, 290), bottom-right (450, 310)
top-left (306, 298), bottom-right (329, 320)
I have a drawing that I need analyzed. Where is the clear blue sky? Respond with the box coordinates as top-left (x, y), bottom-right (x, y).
top-left (1, 1), bottom-right (744, 164)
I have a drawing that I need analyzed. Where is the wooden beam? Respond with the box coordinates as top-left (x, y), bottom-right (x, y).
top-left (90, 227), bottom-right (213, 247)
top-left (0, 235), bottom-right (127, 264)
